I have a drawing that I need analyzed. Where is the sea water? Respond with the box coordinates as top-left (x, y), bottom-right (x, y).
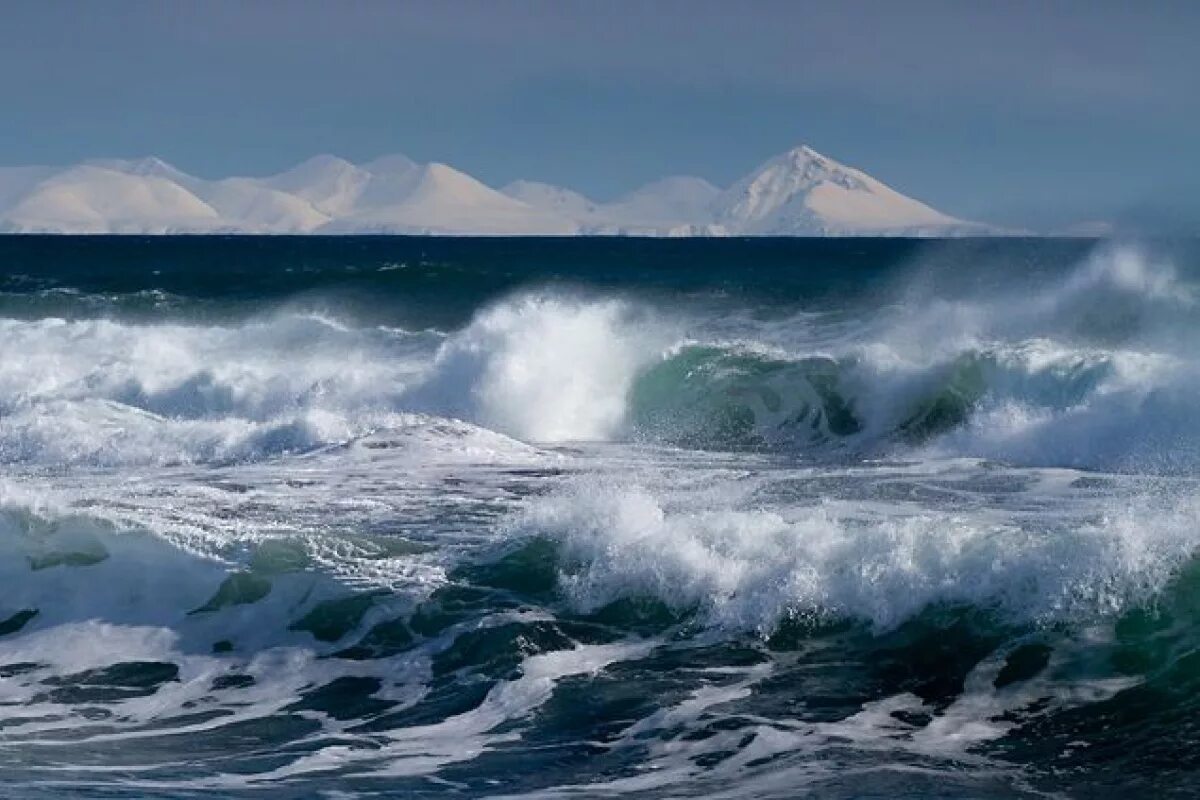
top-left (0, 236), bottom-right (1197, 797)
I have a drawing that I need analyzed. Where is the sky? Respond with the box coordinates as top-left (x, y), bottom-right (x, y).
top-left (2, 0), bottom-right (1197, 230)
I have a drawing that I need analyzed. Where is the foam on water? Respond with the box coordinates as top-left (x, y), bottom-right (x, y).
top-left (0, 244), bottom-right (1195, 472)
top-left (512, 473), bottom-right (1200, 632)
top-left (414, 293), bottom-right (669, 442)
top-left (0, 313), bottom-right (439, 466)
top-left (1, 240), bottom-right (1199, 797)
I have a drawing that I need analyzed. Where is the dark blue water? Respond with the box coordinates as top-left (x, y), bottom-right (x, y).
top-left (0, 236), bottom-right (1198, 798)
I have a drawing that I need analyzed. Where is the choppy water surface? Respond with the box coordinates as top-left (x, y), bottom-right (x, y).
top-left (1, 236), bottom-right (1198, 798)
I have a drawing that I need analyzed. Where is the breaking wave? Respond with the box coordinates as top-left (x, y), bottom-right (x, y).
top-left (4, 238), bottom-right (1200, 797)
top-left (509, 477), bottom-right (1200, 633)
top-left (0, 245), bottom-right (1194, 473)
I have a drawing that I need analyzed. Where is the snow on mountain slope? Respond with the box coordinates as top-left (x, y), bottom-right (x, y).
top-left (263, 154), bottom-right (371, 217)
top-left (83, 156), bottom-right (197, 187)
top-left (0, 165), bottom-right (221, 234)
top-left (353, 154), bottom-right (423, 210)
top-left (712, 145), bottom-right (980, 235)
top-left (1, 158), bottom-right (329, 233)
top-left (0, 144), bottom-right (993, 235)
top-left (198, 178), bottom-right (330, 232)
top-left (92, 158), bottom-right (330, 232)
top-left (0, 166), bottom-right (57, 214)
top-left (323, 162), bottom-right (577, 235)
top-left (502, 180), bottom-right (602, 220)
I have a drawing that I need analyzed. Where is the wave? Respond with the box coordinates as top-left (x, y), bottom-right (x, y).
top-left (0, 312), bottom-right (440, 466)
top-left (505, 475), bottom-right (1200, 633)
top-left (11, 461), bottom-right (1195, 656)
top-left (627, 338), bottom-right (1200, 471)
top-left (409, 293), bottom-right (668, 442)
top-left (0, 293), bottom-right (657, 465)
top-left (2, 462), bottom-right (1199, 793)
top-left (0, 244), bottom-right (1195, 472)
top-left (623, 245), bottom-right (1200, 471)
top-left (6, 239), bottom-right (1200, 796)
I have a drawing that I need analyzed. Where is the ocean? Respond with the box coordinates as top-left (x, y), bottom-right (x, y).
top-left (0, 235), bottom-right (1197, 798)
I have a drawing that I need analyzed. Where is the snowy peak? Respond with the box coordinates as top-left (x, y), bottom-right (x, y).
top-left (264, 155), bottom-right (370, 216)
top-left (0, 144), bottom-right (989, 236)
top-left (3, 164), bottom-right (220, 234)
top-left (406, 162), bottom-right (489, 203)
top-left (322, 162), bottom-right (577, 235)
top-left (85, 156), bottom-right (192, 182)
top-left (713, 144), bottom-right (971, 235)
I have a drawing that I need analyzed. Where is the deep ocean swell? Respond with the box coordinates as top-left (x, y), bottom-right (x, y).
top-left (0, 236), bottom-right (1198, 798)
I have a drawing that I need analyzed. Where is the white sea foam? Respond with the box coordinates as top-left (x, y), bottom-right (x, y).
top-left (415, 293), bottom-right (668, 442)
top-left (0, 246), bottom-right (1194, 472)
top-left (514, 474), bottom-right (1200, 632)
top-left (3, 243), bottom-right (1197, 796)
top-left (0, 313), bottom-right (437, 466)
top-left (0, 294), bottom-right (662, 464)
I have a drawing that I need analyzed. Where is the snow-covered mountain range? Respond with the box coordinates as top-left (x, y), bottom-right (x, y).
top-left (0, 145), bottom-right (995, 236)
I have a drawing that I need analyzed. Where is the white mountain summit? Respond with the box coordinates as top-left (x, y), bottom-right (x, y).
top-left (323, 162), bottom-right (576, 235)
top-left (0, 144), bottom-right (991, 236)
top-left (712, 146), bottom-right (985, 235)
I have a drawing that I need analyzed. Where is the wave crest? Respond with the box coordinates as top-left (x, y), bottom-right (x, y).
top-left (511, 478), bottom-right (1200, 632)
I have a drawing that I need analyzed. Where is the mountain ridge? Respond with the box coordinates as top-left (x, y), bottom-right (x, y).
top-left (0, 145), bottom-right (999, 236)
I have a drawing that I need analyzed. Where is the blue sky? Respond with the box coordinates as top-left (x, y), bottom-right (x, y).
top-left (2, 1), bottom-right (1196, 229)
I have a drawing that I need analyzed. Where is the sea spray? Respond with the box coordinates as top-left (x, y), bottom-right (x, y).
top-left (0, 237), bottom-right (1197, 797)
